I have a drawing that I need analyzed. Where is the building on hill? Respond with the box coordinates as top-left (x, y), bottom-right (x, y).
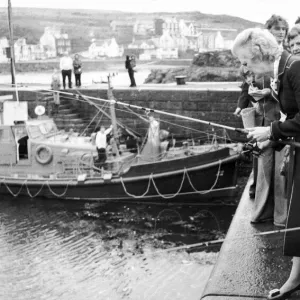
top-left (195, 27), bottom-right (237, 52)
top-left (162, 17), bottom-right (180, 36)
top-left (40, 27), bottom-right (71, 58)
top-left (0, 37), bottom-right (9, 62)
top-left (127, 38), bottom-right (156, 60)
top-left (14, 38), bottom-right (45, 61)
top-left (152, 31), bottom-right (178, 59)
top-left (154, 18), bottom-right (164, 36)
top-left (88, 38), bottom-right (124, 58)
top-left (133, 20), bottom-right (155, 36)
top-left (178, 20), bottom-right (196, 36)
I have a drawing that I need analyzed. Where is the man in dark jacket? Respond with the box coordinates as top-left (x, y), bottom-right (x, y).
top-left (125, 55), bottom-right (136, 87)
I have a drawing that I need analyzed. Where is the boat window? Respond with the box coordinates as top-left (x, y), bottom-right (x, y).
top-left (0, 128), bottom-right (13, 142)
top-left (28, 125), bottom-right (43, 139)
top-left (28, 122), bottom-right (57, 139)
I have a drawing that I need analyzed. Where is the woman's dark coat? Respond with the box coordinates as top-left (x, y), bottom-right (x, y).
top-left (270, 50), bottom-right (300, 256)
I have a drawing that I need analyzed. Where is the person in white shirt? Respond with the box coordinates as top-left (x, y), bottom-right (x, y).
top-left (59, 51), bottom-right (73, 89)
top-left (95, 125), bottom-right (113, 163)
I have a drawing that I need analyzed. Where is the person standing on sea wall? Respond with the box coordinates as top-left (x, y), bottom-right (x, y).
top-left (264, 15), bottom-right (290, 228)
top-left (60, 51), bottom-right (73, 89)
top-left (73, 54), bottom-right (82, 88)
top-left (125, 55), bottom-right (137, 87)
top-left (232, 27), bottom-right (300, 300)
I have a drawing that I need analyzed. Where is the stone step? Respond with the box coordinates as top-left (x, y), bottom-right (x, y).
top-left (58, 104), bottom-right (71, 110)
top-left (58, 109), bottom-right (74, 115)
top-left (60, 113), bottom-right (80, 119)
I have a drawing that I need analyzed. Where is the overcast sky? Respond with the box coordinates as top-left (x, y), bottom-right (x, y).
top-left (1, 0), bottom-right (299, 27)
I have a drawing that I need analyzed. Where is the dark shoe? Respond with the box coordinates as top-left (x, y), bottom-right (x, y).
top-left (250, 218), bottom-right (273, 224)
top-left (267, 283), bottom-right (300, 299)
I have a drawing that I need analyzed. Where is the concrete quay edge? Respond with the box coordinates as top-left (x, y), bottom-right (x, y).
top-left (0, 81), bottom-right (242, 92)
top-left (200, 173), bottom-right (294, 300)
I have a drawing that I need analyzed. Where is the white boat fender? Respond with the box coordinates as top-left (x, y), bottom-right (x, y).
top-left (35, 145), bottom-right (53, 165)
top-left (103, 173), bottom-right (112, 181)
top-left (77, 174), bottom-right (87, 183)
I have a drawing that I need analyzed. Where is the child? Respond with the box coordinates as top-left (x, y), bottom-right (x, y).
top-left (51, 68), bottom-right (61, 116)
top-left (233, 65), bottom-right (270, 116)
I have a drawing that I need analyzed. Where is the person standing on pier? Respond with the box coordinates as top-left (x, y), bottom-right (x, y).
top-left (125, 55), bottom-right (137, 87)
top-left (265, 15), bottom-right (290, 228)
top-left (234, 65), bottom-right (281, 228)
top-left (60, 51), bottom-right (73, 89)
top-left (232, 27), bottom-right (300, 300)
top-left (73, 54), bottom-right (82, 88)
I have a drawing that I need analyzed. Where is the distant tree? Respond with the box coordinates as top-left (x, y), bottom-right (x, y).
top-left (296, 17), bottom-right (300, 24)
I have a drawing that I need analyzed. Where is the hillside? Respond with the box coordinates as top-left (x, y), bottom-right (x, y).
top-left (0, 7), bottom-right (262, 53)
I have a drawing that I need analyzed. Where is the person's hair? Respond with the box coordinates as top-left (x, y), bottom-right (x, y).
top-left (232, 28), bottom-right (281, 63)
top-left (288, 24), bottom-right (300, 43)
top-left (295, 17), bottom-right (300, 25)
top-left (239, 65), bottom-right (254, 79)
top-left (265, 14), bottom-right (289, 37)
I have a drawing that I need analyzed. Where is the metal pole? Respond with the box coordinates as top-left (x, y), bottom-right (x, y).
top-left (7, 0), bottom-right (16, 86)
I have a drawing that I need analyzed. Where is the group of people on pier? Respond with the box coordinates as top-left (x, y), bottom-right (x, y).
top-left (232, 15), bottom-right (300, 300)
top-left (51, 52), bottom-right (83, 91)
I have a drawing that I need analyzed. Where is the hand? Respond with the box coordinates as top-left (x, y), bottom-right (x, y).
top-left (261, 88), bottom-right (271, 96)
top-left (247, 126), bottom-right (270, 142)
top-left (233, 108), bottom-right (241, 116)
top-left (257, 140), bottom-right (271, 150)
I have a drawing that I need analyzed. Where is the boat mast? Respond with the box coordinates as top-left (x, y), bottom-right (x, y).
top-left (7, 0), bottom-right (16, 86)
top-left (107, 74), bottom-right (119, 157)
top-left (7, 0), bottom-right (19, 103)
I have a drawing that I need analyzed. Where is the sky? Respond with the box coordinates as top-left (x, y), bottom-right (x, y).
top-left (0, 0), bottom-right (299, 27)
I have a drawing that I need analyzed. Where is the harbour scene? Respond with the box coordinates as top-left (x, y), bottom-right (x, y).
top-left (1, 1), bottom-right (300, 300)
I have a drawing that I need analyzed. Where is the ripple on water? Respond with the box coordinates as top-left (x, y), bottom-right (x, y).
top-left (0, 196), bottom-right (234, 300)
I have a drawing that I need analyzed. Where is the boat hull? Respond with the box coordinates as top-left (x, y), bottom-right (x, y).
top-left (0, 151), bottom-right (239, 203)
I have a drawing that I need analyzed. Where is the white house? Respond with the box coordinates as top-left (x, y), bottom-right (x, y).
top-left (178, 20), bottom-right (195, 36)
top-left (0, 37), bottom-right (9, 62)
top-left (40, 27), bottom-right (71, 58)
top-left (88, 38), bottom-right (123, 58)
top-left (162, 17), bottom-right (180, 36)
top-left (14, 38), bottom-right (45, 61)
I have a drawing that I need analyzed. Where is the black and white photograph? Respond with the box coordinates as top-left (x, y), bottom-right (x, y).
top-left (0, 0), bottom-right (300, 299)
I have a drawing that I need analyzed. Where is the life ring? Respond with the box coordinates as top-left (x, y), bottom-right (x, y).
top-left (35, 145), bottom-right (53, 165)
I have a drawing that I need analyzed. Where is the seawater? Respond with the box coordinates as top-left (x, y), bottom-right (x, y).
top-left (0, 194), bottom-right (237, 300)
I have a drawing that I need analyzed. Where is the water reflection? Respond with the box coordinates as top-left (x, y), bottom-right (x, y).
top-left (0, 195), bottom-right (236, 300)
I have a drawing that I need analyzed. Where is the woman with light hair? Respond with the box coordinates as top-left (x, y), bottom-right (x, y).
top-left (232, 27), bottom-right (300, 300)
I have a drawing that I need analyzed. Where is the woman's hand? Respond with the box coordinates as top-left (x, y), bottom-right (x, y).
top-left (261, 88), bottom-right (271, 96)
top-left (247, 126), bottom-right (271, 142)
top-left (233, 107), bottom-right (241, 116)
